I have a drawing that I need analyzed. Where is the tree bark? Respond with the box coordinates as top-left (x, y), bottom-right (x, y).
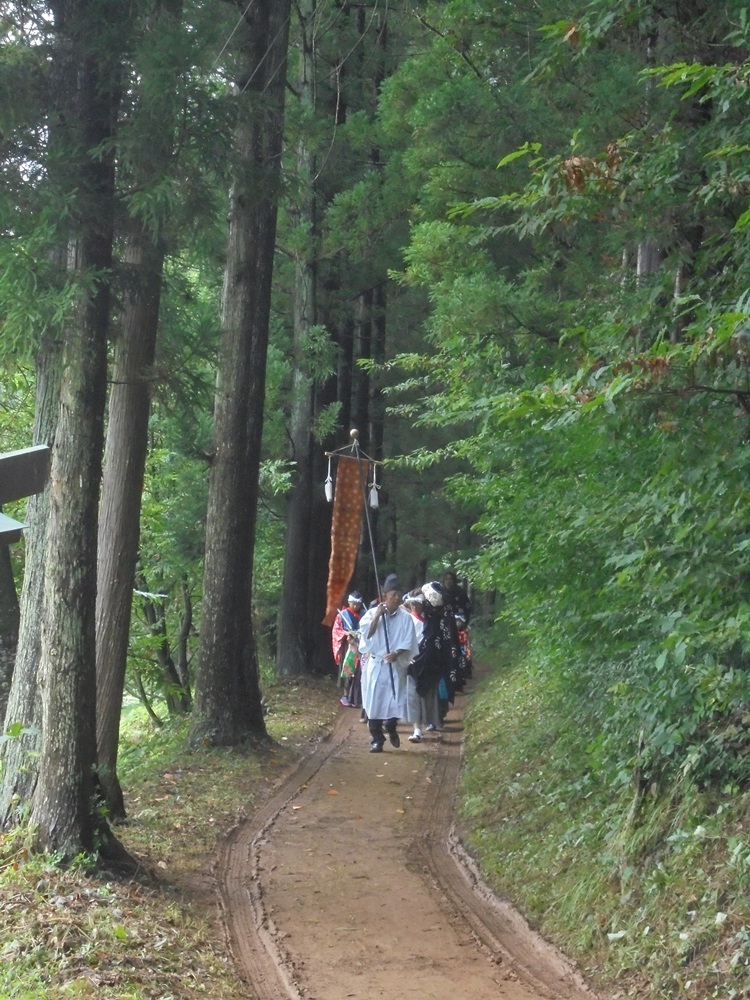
top-left (0, 335), bottom-right (60, 825)
top-left (96, 223), bottom-right (164, 820)
top-left (352, 288), bottom-right (373, 446)
top-left (96, 0), bottom-right (185, 819)
top-left (190, 0), bottom-right (292, 746)
top-left (176, 576), bottom-right (193, 696)
top-left (0, 543), bottom-right (19, 645)
top-left (25, 0), bottom-right (128, 859)
top-left (140, 593), bottom-right (191, 714)
top-left (277, 0), bottom-right (318, 678)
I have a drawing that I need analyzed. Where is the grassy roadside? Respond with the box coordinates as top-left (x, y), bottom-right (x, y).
top-left (0, 673), bottom-right (340, 1000)
top-left (460, 629), bottom-right (750, 999)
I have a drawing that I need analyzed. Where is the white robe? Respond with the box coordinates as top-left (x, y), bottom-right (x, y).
top-left (405, 612), bottom-right (432, 724)
top-left (359, 605), bottom-right (419, 720)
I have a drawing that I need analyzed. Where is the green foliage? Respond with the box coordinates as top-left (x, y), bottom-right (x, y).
top-left (385, 0), bottom-right (750, 790)
top-left (380, 5), bottom-right (750, 992)
top-left (462, 637), bottom-right (750, 997)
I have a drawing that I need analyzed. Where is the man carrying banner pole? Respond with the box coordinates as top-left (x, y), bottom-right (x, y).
top-left (358, 574), bottom-right (418, 753)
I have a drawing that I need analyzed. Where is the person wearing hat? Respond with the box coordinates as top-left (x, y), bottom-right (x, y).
top-left (403, 590), bottom-right (432, 742)
top-left (412, 580), bottom-right (462, 730)
top-left (405, 582), bottom-right (453, 737)
top-left (358, 574), bottom-right (419, 752)
top-left (331, 591), bottom-right (365, 707)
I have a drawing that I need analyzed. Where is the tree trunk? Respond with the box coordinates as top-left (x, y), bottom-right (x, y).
top-left (96, 223), bottom-right (164, 820)
top-left (277, 0), bottom-right (318, 678)
top-left (337, 315), bottom-right (355, 432)
top-left (176, 576), bottom-right (193, 696)
top-left (0, 337), bottom-right (60, 825)
top-left (190, 0), bottom-right (292, 746)
top-left (0, 542), bottom-right (19, 716)
top-left (0, 543), bottom-right (19, 645)
top-left (352, 288), bottom-right (373, 446)
top-left (26, 0), bottom-right (127, 859)
top-left (368, 282), bottom-right (387, 567)
top-left (140, 594), bottom-right (191, 714)
top-left (96, 0), bottom-right (185, 819)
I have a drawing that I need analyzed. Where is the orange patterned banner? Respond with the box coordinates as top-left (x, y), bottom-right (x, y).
top-left (322, 457), bottom-right (366, 627)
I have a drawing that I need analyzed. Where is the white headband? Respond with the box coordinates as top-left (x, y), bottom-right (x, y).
top-left (422, 582), bottom-right (444, 607)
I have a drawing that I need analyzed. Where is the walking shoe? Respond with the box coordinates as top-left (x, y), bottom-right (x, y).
top-left (388, 731), bottom-right (400, 748)
top-left (370, 741), bottom-right (384, 753)
top-left (339, 697), bottom-right (351, 707)
top-left (408, 732), bottom-right (422, 743)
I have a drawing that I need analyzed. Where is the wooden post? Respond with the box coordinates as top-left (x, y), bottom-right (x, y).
top-left (0, 445), bottom-right (51, 545)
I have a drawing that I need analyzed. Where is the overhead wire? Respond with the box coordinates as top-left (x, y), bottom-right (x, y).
top-left (210, 0), bottom-right (258, 73)
top-left (211, 0), bottom-right (390, 108)
top-left (312, 0), bottom-right (388, 183)
top-left (239, 7), bottom-right (294, 96)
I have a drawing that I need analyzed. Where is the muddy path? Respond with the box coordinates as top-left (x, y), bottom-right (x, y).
top-left (215, 686), bottom-right (600, 1000)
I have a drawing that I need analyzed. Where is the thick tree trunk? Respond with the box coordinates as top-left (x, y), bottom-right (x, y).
top-left (190, 0), bottom-right (292, 746)
top-left (96, 0), bottom-right (185, 819)
top-left (277, 0), bottom-right (318, 678)
top-left (96, 223), bottom-right (164, 820)
top-left (25, 0), bottom-right (127, 859)
top-left (0, 338), bottom-right (60, 825)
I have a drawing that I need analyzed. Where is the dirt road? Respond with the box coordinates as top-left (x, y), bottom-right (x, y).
top-left (215, 687), bottom-right (599, 1000)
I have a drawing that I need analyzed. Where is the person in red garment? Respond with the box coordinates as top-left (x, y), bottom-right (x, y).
top-left (331, 592), bottom-right (364, 707)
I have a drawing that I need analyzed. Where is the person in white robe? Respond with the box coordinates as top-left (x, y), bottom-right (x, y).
top-left (358, 574), bottom-right (419, 753)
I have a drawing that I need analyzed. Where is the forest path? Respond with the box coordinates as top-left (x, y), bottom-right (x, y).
top-left (215, 682), bottom-right (600, 1000)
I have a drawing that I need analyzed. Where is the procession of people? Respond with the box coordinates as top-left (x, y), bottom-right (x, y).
top-left (330, 569), bottom-right (473, 752)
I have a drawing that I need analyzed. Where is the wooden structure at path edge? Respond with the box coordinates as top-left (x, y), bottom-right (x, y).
top-left (0, 445), bottom-right (50, 545)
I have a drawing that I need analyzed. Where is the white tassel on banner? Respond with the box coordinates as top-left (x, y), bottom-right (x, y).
top-left (324, 455), bottom-right (334, 502)
top-left (368, 466), bottom-right (380, 509)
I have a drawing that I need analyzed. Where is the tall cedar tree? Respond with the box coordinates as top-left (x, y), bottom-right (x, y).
top-left (276, 4), bottom-right (399, 675)
top-left (12, 0), bottom-right (131, 858)
top-left (190, 0), bottom-right (292, 745)
top-left (276, 0), bottom-right (318, 677)
top-left (95, 0), bottom-right (187, 821)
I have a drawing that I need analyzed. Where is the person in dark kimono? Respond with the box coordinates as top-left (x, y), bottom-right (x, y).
top-left (442, 570), bottom-right (473, 689)
top-left (415, 581), bottom-right (462, 730)
top-left (404, 588), bottom-right (441, 741)
top-left (441, 570), bottom-right (471, 623)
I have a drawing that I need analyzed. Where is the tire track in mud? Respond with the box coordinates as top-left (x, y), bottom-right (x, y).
top-left (215, 689), bottom-right (599, 1000)
top-left (215, 722), bottom-right (353, 1000)
top-left (412, 713), bottom-right (596, 1000)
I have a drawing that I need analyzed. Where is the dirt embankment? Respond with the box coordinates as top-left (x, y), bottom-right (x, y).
top-left (215, 686), bottom-right (601, 1000)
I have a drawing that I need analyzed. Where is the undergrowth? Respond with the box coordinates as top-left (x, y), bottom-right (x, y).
top-left (0, 671), bottom-right (339, 999)
top-left (461, 629), bottom-right (750, 999)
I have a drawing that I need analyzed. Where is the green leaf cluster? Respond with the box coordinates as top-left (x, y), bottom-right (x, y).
top-left (382, 0), bottom-right (750, 810)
